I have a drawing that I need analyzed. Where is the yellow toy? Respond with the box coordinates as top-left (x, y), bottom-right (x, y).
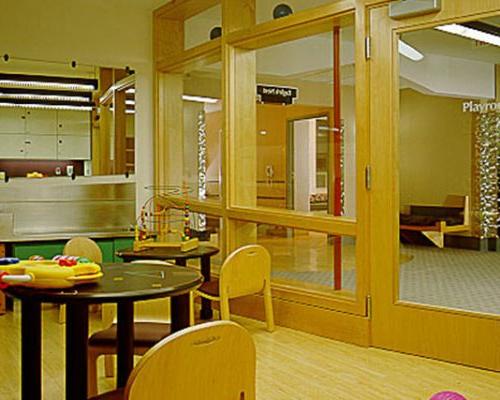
top-left (0, 260), bottom-right (102, 289)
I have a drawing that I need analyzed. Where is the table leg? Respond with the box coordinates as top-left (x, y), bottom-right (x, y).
top-left (0, 292), bottom-right (5, 315)
top-left (21, 300), bottom-right (41, 400)
top-left (175, 259), bottom-right (186, 267)
top-left (200, 255), bottom-right (213, 320)
top-left (66, 303), bottom-right (89, 400)
top-left (6, 295), bottom-right (14, 311)
top-left (117, 301), bottom-right (134, 388)
top-left (171, 294), bottom-right (190, 332)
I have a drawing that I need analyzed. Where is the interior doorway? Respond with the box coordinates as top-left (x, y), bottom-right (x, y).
top-left (286, 115), bottom-right (330, 213)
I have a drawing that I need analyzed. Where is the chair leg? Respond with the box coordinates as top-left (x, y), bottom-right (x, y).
top-left (263, 281), bottom-right (275, 332)
top-left (220, 295), bottom-right (230, 321)
top-left (58, 304), bottom-right (66, 324)
top-left (88, 348), bottom-right (99, 397)
top-left (104, 355), bottom-right (114, 377)
top-left (189, 291), bottom-right (195, 326)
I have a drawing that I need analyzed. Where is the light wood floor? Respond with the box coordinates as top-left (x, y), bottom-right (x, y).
top-left (0, 303), bottom-right (499, 400)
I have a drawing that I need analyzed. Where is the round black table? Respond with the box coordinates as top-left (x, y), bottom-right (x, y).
top-left (5, 262), bottom-right (203, 400)
top-left (116, 245), bottom-right (219, 319)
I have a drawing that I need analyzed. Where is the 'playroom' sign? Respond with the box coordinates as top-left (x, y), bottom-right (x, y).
top-left (462, 101), bottom-right (500, 113)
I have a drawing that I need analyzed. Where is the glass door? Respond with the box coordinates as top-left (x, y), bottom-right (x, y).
top-left (369, 1), bottom-right (500, 371)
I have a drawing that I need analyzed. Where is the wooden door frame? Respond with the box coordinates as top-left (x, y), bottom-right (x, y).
top-left (369, 1), bottom-right (500, 371)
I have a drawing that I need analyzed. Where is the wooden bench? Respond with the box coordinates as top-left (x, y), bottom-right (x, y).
top-left (400, 195), bottom-right (470, 248)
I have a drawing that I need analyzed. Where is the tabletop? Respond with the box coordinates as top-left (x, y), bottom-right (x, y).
top-left (5, 262), bottom-right (203, 304)
top-left (116, 245), bottom-right (220, 260)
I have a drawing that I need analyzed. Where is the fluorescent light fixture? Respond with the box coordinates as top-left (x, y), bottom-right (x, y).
top-left (125, 99), bottom-right (135, 106)
top-left (435, 23), bottom-right (500, 47)
top-left (0, 92), bottom-right (90, 102)
top-left (0, 79), bottom-right (96, 91)
top-left (182, 95), bottom-right (219, 104)
top-left (125, 88), bottom-right (135, 94)
top-left (0, 73), bottom-right (98, 92)
top-left (398, 39), bottom-right (424, 61)
top-left (0, 102), bottom-right (92, 111)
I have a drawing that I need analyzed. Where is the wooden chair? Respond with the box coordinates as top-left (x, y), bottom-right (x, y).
top-left (59, 237), bottom-right (103, 323)
top-left (90, 321), bottom-right (256, 400)
top-left (190, 244), bottom-right (275, 332)
top-left (88, 260), bottom-right (174, 397)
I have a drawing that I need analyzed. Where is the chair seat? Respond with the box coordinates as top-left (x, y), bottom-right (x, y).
top-left (89, 322), bottom-right (171, 348)
top-left (89, 388), bottom-right (124, 400)
top-left (198, 279), bottom-right (220, 297)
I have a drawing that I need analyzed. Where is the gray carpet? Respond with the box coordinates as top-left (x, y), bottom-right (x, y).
top-left (399, 245), bottom-right (500, 315)
top-left (272, 245), bottom-right (500, 315)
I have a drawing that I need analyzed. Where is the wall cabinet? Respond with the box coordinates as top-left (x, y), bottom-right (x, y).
top-left (57, 110), bottom-right (91, 136)
top-left (0, 108), bottom-right (26, 134)
top-left (0, 133), bottom-right (58, 159)
top-left (0, 108), bottom-right (91, 160)
top-left (57, 135), bottom-right (91, 160)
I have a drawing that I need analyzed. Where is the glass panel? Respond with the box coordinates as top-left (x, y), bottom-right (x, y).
top-left (187, 213), bottom-right (223, 270)
top-left (0, 60), bottom-right (132, 177)
top-left (398, 15), bottom-right (500, 315)
top-left (182, 63), bottom-right (222, 201)
top-left (256, 0), bottom-right (334, 24)
top-left (247, 25), bottom-right (356, 217)
top-left (184, 5), bottom-right (222, 50)
top-left (233, 220), bottom-right (356, 294)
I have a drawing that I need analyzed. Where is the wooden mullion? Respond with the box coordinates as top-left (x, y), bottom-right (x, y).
top-left (156, 39), bottom-right (222, 73)
top-left (226, 206), bottom-right (356, 236)
top-left (225, 1), bottom-right (355, 49)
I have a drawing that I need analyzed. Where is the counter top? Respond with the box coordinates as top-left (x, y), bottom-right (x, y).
top-left (0, 230), bottom-right (135, 243)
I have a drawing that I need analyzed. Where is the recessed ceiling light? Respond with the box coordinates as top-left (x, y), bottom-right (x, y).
top-left (182, 95), bottom-right (219, 104)
top-left (398, 39), bottom-right (424, 61)
top-left (435, 23), bottom-right (500, 47)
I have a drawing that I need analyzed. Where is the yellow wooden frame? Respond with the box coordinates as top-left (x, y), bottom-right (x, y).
top-left (153, 0), bottom-right (370, 342)
top-left (368, 0), bottom-right (500, 371)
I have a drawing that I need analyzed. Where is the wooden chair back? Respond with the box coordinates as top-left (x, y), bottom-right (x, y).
top-left (63, 237), bottom-right (103, 263)
top-left (125, 321), bottom-right (256, 400)
top-left (219, 244), bottom-right (271, 299)
top-left (443, 194), bottom-right (470, 226)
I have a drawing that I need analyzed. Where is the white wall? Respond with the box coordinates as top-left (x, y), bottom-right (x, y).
top-left (0, 0), bottom-right (155, 216)
top-left (293, 119), bottom-right (315, 212)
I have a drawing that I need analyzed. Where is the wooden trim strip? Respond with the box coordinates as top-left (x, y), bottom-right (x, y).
top-left (157, 38), bottom-right (222, 73)
top-left (157, 195), bottom-right (224, 217)
top-left (227, 206), bottom-right (357, 236)
top-left (225, 1), bottom-right (355, 49)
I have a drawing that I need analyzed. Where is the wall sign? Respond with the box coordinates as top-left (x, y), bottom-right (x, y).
top-left (257, 85), bottom-right (298, 105)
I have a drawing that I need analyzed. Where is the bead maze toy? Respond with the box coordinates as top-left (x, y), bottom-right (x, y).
top-left (0, 256), bottom-right (102, 290)
top-left (133, 185), bottom-right (199, 252)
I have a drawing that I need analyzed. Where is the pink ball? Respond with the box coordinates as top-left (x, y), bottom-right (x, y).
top-left (430, 391), bottom-right (467, 400)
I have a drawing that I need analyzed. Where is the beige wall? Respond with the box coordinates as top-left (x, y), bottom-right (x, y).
top-left (399, 89), bottom-right (473, 209)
